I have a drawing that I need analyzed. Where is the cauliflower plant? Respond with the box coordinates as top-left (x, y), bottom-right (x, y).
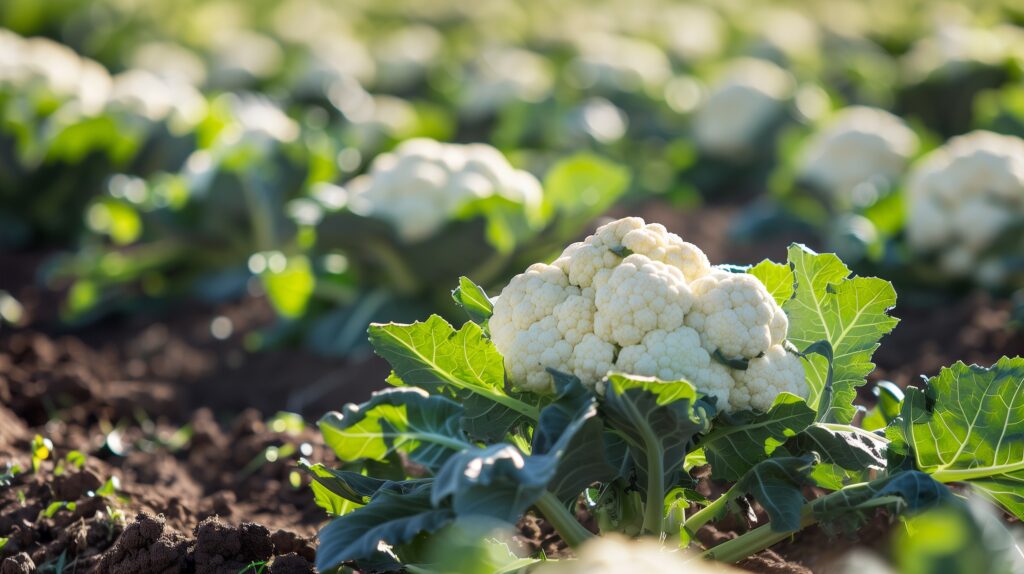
top-left (346, 138), bottom-right (543, 242)
top-left (905, 130), bottom-right (1024, 285)
top-left (797, 106), bottom-right (919, 198)
top-left (692, 58), bottom-right (794, 159)
top-left (490, 217), bottom-right (807, 412)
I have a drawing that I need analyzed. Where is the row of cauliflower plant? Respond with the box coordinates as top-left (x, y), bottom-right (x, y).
top-left (754, 97), bottom-right (1024, 295)
top-left (302, 216), bottom-right (1024, 572)
top-left (48, 114), bottom-right (629, 354)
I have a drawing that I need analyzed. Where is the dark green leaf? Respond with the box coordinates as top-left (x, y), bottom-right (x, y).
top-left (533, 370), bottom-right (619, 502)
top-left (316, 482), bottom-right (455, 571)
top-left (785, 423), bottom-right (888, 489)
top-left (812, 471), bottom-right (950, 533)
top-left (702, 393), bottom-right (816, 481)
top-left (600, 374), bottom-right (712, 496)
top-left (431, 443), bottom-right (554, 522)
top-left (711, 349), bottom-right (751, 371)
top-left (432, 372), bottom-right (615, 521)
top-left (318, 387), bottom-right (470, 472)
top-left (736, 455), bottom-right (818, 532)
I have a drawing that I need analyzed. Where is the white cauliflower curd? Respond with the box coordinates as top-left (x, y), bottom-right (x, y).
top-left (489, 217), bottom-right (807, 412)
top-left (345, 138), bottom-right (542, 242)
top-left (905, 130), bottom-right (1024, 284)
top-left (534, 535), bottom-right (736, 574)
top-left (797, 106), bottom-right (919, 198)
top-left (692, 58), bottom-right (795, 158)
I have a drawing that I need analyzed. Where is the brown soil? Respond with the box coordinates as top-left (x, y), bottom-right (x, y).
top-left (1, 200), bottom-right (1021, 573)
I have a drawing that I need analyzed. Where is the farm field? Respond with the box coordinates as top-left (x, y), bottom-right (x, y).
top-left (2, 1), bottom-right (1024, 573)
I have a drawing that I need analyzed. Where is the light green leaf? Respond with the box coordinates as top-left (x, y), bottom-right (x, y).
top-left (260, 253), bottom-right (316, 318)
top-left (748, 259), bottom-right (794, 307)
top-left (783, 244), bottom-right (899, 423)
top-left (900, 357), bottom-right (1024, 520)
top-left (451, 276), bottom-right (494, 326)
top-left (701, 393), bottom-right (816, 481)
top-left (542, 154), bottom-right (630, 222)
top-left (369, 315), bottom-right (539, 440)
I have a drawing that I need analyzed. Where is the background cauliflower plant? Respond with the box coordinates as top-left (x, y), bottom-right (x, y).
top-left (905, 129), bottom-right (1024, 288)
top-left (490, 216), bottom-right (808, 412)
top-left (346, 138), bottom-right (543, 242)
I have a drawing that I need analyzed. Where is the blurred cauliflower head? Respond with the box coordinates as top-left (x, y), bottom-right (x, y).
top-left (692, 58), bottom-right (794, 158)
top-left (798, 106), bottom-right (919, 198)
top-left (534, 535), bottom-right (736, 574)
top-left (490, 217), bottom-right (806, 412)
top-left (346, 138), bottom-right (543, 242)
top-left (905, 130), bottom-right (1024, 284)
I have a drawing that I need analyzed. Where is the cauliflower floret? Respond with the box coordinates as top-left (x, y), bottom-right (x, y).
top-left (905, 130), bottom-right (1024, 283)
top-left (490, 263), bottom-right (576, 350)
top-left (594, 254), bottom-right (693, 347)
top-left (570, 334), bottom-right (617, 384)
top-left (616, 327), bottom-right (734, 410)
top-left (798, 106), bottom-right (919, 197)
top-left (554, 217), bottom-right (710, 288)
top-left (553, 288), bottom-right (596, 346)
top-left (502, 317), bottom-right (574, 393)
top-left (554, 217), bottom-right (646, 289)
top-left (346, 138), bottom-right (542, 242)
top-left (620, 223), bottom-right (711, 282)
top-left (693, 58), bottom-right (794, 158)
top-left (730, 345), bottom-right (807, 412)
top-left (686, 272), bottom-right (787, 360)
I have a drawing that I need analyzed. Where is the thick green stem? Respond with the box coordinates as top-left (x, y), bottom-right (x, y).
top-left (534, 491), bottom-right (593, 549)
top-left (641, 426), bottom-right (665, 536)
top-left (702, 506), bottom-right (816, 563)
top-left (702, 487), bottom-right (907, 564)
top-left (683, 485), bottom-right (735, 536)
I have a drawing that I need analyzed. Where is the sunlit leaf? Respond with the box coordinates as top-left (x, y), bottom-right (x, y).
top-left (369, 316), bottom-right (538, 440)
top-left (748, 259), bottom-right (794, 307)
top-left (783, 244), bottom-right (899, 423)
top-left (899, 357), bottom-right (1024, 520)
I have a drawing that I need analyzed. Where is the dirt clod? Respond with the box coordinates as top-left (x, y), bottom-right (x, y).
top-left (269, 553), bottom-right (316, 574)
top-left (192, 517), bottom-right (274, 574)
top-left (0, 553), bottom-right (34, 574)
top-left (95, 513), bottom-right (189, 574)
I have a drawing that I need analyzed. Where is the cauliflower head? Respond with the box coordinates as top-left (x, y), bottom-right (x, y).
top-left (533, 535), bottom-right (734, 574)
top-left (346, 138), bottom-right (543, 242)
top-left (692, 58), bottom-right (794, 158)
top-left (905, 130), bottom-right (1024, 282)
top-left (490, 217), bottom-right (806, 412)
top-left (798, 106), bottom-right (919, 198)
